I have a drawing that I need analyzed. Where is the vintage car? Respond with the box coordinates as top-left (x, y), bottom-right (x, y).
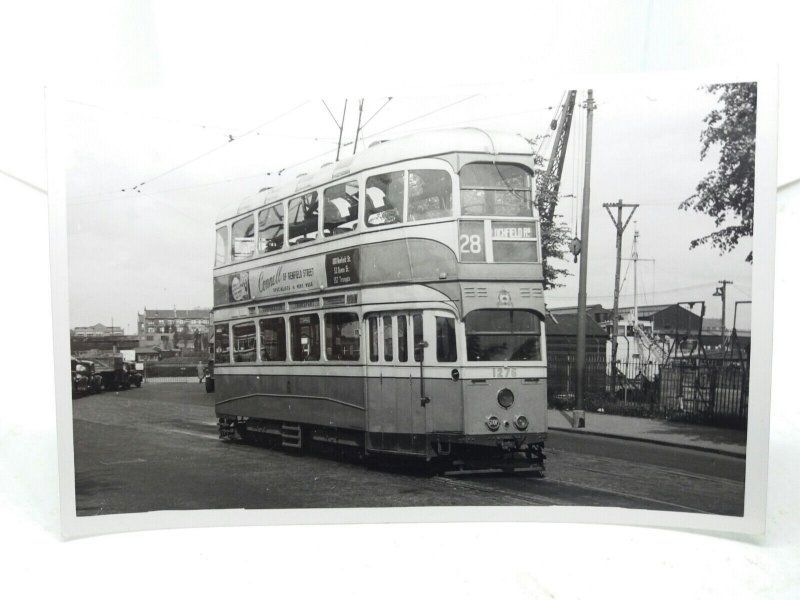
top-left (76, 359), bottom-right (104, 394)
top-left (126, 362), bottom-right (143, 388)
top-left (71, 359), bottom-right (89, 397)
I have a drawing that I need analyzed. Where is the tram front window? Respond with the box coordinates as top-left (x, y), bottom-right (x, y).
top-left (460, 163), bottom-right (532, 217)
top-left (465, 309), bottom-right (542, 361)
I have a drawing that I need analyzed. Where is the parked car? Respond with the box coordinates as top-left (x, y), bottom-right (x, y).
top-left (71, 359), bottom-right (89, 397)
top-left (126, 362), bottom-right (143, 388)
top-left (76, 359), bottom-right (104, 394)
top-left (93, 355), bottom-right (129, 391)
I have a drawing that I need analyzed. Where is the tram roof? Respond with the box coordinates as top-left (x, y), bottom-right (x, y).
top-left (224, 128), bottom-right (534, 220)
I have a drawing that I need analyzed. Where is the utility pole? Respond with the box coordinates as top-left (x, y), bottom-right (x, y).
top-left (574, 89), bottom-right (596, 428)
top-left (714, 280), bottom-right (733, 350)
top-left (603, 199), bottom-right (638, 394)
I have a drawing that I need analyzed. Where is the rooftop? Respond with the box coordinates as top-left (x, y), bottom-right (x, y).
top-left (228, 128), bottom-right (534, 220)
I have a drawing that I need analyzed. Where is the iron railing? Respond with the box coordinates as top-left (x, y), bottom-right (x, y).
top-left (547, 353), bottom-right (749, 427)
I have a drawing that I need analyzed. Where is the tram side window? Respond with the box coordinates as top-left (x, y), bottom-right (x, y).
top-left (290, 314), bottom-right (320, 361)
top-left (368, 316), bottom-right (379, 363)
top-left (412, 313), bottom-right (423, 362)
top-left (288, 192), bottom-right (319, 246)
top-left (215, 227), bottom-right (228, 266)
top-left (259, 317), bottom-right (286, 361)
top-left (465, 309), bottom-right (541, 361)
top-left (383, 316), bottom-right (393, 361)
top-left (232, 322), bottom-right (257, 362)
top-left (258, 204), bottom-right (284, 253)
top-left (215, 324), bottom-right (230, 364)
top-left (460, 163), bottom-right (533, 217)
top-left (436, 316), bottom-right (457, 363)
top-left (365, 171), bottom-right (404, 227)
top-left (325, 313), bottom-right (360, 361)
top-left (231, 215), bottom-right (256, 261)
top-left (397, 315), bottom-right (408, 363)
top-left (323, 181), bottom-right (359, 237)
top-left (408, 170), bottom-right (452, 222)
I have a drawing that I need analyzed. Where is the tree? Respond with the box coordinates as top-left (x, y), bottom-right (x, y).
top-left (526, 135), bottom-right (572, 288)
top-left (680, 82), bottom-right (757, 263)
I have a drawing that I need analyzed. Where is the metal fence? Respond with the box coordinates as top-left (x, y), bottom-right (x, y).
top-left (547, 353), bottom-right (749, 427)
top-left (142, 362), bottom-right (203, 384)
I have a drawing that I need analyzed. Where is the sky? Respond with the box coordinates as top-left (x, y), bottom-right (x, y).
top-left (63, 76), bottom-right (755, 334)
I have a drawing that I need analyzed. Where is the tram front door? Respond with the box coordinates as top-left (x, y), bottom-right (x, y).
top-left (364, 312), bottom-right (428, 454)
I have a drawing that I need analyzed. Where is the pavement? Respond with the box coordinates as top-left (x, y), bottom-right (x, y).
top-left (548, 409), bottom-right (747, 458)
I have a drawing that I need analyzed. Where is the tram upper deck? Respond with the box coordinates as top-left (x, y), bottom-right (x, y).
top-left (213, 129), bottom-right (544, 313)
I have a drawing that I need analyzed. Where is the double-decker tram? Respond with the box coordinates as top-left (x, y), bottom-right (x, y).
top-left (212, 128), bottom-right (548, 474)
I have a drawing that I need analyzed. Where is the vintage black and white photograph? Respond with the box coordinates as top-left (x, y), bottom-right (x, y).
top-left (51, 71), bottom-right (774, 535)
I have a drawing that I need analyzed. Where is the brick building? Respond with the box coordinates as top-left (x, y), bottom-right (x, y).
top-left (137, 308), bottom-right (211, 351)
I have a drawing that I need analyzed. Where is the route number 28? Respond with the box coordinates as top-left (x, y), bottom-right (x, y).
top-left (460, 234), bottom-right (482, 254)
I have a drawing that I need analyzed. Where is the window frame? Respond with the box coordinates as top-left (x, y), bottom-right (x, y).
top-left (324, 311), bottom-right (361, 362)
top-left (258, 202), bottom-right (286, 254)
top-left (258, 316), bottom-right (287, 362)
top-left (289, 312), bottom-right (321, 361)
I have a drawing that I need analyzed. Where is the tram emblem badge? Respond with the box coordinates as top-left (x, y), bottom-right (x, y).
top-left (497, 289), bottom-right (512, 307)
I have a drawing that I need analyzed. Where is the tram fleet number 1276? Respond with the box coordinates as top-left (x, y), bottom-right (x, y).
top-left (212, 128), bottom-right (548, 475)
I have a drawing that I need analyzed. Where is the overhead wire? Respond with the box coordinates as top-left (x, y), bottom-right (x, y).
top-left (366, 94), bottom-right (481, 138)
top-left (123, 100), bottom-right (311, 192)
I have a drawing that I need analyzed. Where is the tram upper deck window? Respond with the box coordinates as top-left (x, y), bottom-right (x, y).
top-left (259, 317), bottom-right (286, 361)
top-left (408, 170), bottom-right (452, 222)
top-left (460, 163), bottom-right (532, 217)
top-left (365, 171), bottom-right (404, 227)
top-left (232, 322), bottom-right (257, 362)
top-left (215, 227), bottom-right (228, 266)
top-left (290, 313), bottom-right (320, 361)
top-left (258, 204), bottom-right (284, 253)
top-left (215, 324), bottom-right (230, 364)
top-left (323, 181), bottom-right (359, 237)
top-left (325, 313), bottom-right (360, 361)
top-left (231, 215), bottom-right (256, 260)
top-left (288, 192), bottom-right (319, 246)
top-left (465, 309), bottom-right (541, 361)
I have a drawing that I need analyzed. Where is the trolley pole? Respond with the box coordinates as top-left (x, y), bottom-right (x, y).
top-left (574, 89), bottom-right (596, 428)
top-left (602, 199), bottom-right (638, 394)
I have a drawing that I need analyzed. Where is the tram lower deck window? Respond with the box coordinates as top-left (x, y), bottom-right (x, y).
top-left (259, 317), bottom-right (286, 361)
top-left (232, 322), bottom-right (257, 362)
top-left (325, 313), bottom-right (360, 361)
top-left (465, 309), bottom-right (542, 361)
top-left (290, 314), bottom-right (320, 361)
top-left (215, 324), bottom-right (230, 364)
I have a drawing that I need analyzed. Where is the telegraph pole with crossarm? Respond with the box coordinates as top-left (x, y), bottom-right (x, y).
top-left (603, 199), bottom-right (638, 394)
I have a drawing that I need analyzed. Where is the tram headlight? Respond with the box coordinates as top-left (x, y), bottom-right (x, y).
top-left (497, 388), bottom-right (515, 409)
top-left (486, 415), bottom-right (501, 432)
top-left (514, 415), bottom-right (529, 431)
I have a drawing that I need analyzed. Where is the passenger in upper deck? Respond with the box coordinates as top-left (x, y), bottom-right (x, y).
top-left (407, 170), bottom-right (452, 221)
